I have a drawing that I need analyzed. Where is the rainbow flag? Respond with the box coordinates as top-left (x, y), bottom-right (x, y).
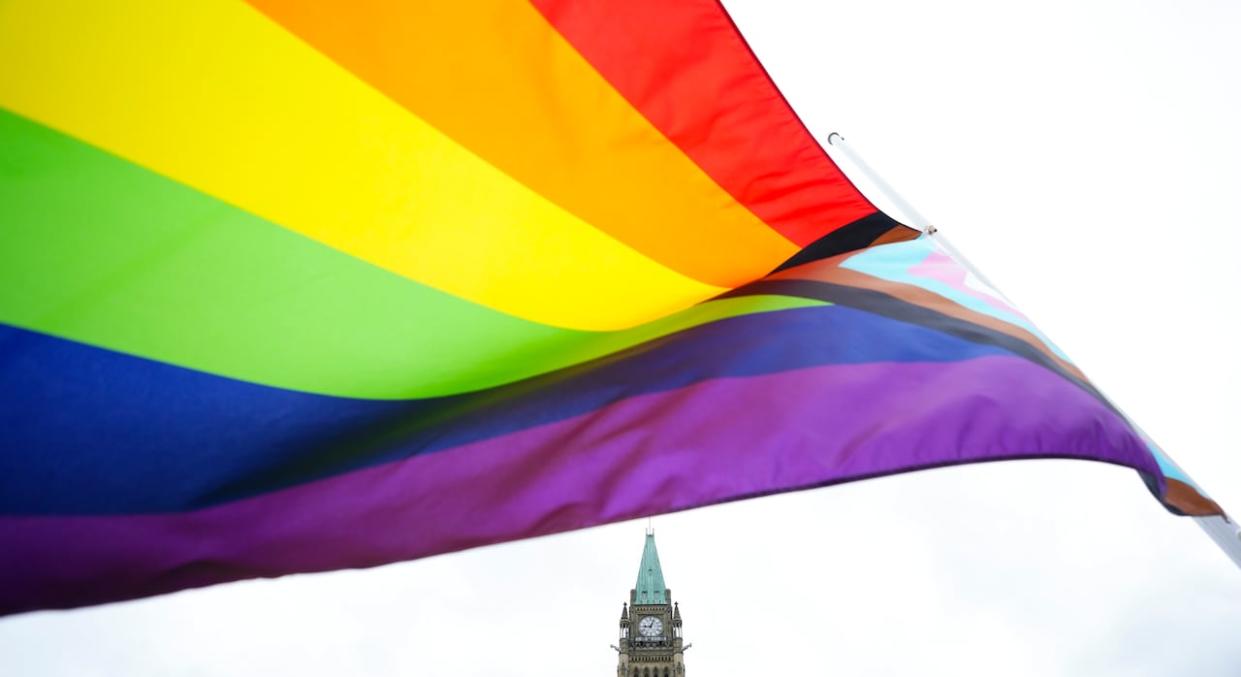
top-left (0, 0), bottom-right (1220, 614)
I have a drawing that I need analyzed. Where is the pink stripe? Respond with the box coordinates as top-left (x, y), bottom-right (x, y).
top-left (909, 250), bottom-right (1022, 316)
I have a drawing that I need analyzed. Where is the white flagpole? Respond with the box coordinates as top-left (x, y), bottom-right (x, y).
top-left (824, 132), bottom-right (1241, 570)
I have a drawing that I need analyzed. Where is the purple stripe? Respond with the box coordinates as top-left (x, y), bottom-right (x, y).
top-left (0, 355), bottom-right (1159, 614)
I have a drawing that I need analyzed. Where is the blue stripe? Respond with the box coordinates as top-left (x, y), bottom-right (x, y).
top-left (0, 304), bottom-right (1013, 514)
top-left (843, 238), bottom-right (1071, 361)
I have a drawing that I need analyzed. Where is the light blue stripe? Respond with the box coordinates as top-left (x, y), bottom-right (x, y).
top-left (842, 237), bottom-right (1071, 361)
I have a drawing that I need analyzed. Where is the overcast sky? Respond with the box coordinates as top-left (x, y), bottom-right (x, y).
top-left (4, 1), bottom-right (1240, 675)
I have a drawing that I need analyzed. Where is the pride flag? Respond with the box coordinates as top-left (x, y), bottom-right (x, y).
top-left (0, 0), bottom-right (1220, 615)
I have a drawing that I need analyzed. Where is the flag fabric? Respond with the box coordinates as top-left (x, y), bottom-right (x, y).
top-left (0, 0), bottom-right (1220, 615)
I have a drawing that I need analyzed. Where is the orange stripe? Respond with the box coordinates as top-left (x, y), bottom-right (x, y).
top-left (531, 0), bottom-right (879, 245)
top-left (246, 0), bottom-right (799, 288)
top-left (0, 0), bottom-right (723, 331)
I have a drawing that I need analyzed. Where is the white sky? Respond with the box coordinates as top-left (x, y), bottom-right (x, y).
top-left (4, 1), bottom-right (1240, 675)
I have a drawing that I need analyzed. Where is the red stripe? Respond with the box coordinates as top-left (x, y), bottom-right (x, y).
top-left (530, 0), bottom-right (878, 246)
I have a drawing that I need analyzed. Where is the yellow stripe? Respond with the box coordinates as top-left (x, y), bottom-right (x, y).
top-left (244, 1), bottom-right (800, 288)
top-left (0, 0), bottom-right (723, 330)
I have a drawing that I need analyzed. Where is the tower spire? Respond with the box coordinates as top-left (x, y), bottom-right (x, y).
top-left (633, 530), bottom-right (667, 605)
top-left (618, 530), bottom-right (686, 676)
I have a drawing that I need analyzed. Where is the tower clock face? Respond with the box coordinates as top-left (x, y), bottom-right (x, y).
top-left (637, 615), bottom-right (663, 637)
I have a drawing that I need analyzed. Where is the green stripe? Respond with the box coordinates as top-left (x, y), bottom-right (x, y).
top-left (0, 110), bottom-right (825, 399)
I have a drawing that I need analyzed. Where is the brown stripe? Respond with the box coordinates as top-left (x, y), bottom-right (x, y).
top-left (869, 225), bottom-right (922, 247)
top-left (769, 258), bottom-right (1089, 383)
top-left (1163, 478), bottom-right (1225, 517)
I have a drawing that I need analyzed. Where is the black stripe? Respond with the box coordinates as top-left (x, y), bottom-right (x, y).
top-left (772, 212), bottom-right (908, 273)
top-left (724, 278), bottom-right (1114, 410)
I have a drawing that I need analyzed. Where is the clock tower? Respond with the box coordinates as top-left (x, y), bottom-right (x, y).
top-left (616, 530), bottom-right (687, 677)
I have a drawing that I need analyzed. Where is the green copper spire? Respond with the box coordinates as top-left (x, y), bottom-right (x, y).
top-left (633, 530), bottom-right (667, 605)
